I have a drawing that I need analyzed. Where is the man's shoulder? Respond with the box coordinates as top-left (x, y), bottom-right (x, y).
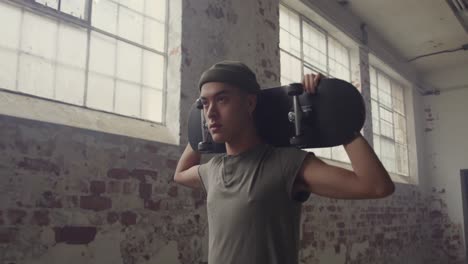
top-left (270, 145), bottom-right (309, 155)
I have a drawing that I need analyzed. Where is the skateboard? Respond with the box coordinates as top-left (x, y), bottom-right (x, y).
top-left (188, 78), bottom-right (365, 153)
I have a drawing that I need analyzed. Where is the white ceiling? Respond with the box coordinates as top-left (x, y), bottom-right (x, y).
top-left (341, 0), bottom-right (468, 91)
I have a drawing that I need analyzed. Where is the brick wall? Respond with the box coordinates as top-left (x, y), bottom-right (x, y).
top-left (0, 115), bottom-right (464, 264)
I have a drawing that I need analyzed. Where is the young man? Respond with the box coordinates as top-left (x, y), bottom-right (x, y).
top-left (174, 61), bottom-right (394, 264)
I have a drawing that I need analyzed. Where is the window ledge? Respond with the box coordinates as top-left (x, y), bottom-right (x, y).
top-left (0, 90), bottom-right (179, 145)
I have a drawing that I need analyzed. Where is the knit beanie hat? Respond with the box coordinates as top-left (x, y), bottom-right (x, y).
top-left (198, 61), bottom-right (261, 94)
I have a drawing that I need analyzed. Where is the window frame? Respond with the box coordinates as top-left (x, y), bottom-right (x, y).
top-left (370, 65), bottom-right (410, 177)
top-left (2, 0), bottom-right (169, 125)
top-left (279, 4), bottom-right (352, 82)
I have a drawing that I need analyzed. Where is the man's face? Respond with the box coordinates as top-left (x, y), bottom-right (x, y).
top-left (200, 82), bottom-right (256, 143)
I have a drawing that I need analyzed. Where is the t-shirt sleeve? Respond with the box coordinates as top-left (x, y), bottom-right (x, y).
top-left (198, 156), bottom-right (218, 194)
top-left (279, 147), bottom-right (312, 202)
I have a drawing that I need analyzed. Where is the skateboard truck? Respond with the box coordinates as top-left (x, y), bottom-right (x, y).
top-left (287, 83), bottom-right (308, 147)
top-left (196, 98), bottom-right (213, 153)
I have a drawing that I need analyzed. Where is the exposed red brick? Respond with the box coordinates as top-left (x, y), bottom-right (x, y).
top-left (64, 196), bottom-right (79, 208)
top-left (80, 180), bottom-right (89, 193)
top-left (123, 182), bottom-right (136, 194)
top-left (432, 228), bottom-right (444, 239)
top-left (131, 169), bottom-right (158, 181)
top-left (139, 183), bottom-right (152, 200)
top-left (429, 210), bottom-right (443, 218)
top-left (32, 210), bottom-right (50, 226)
top-left (17, 157), bottom-right (60, 175)
top-left (107, 212), bottom-right (119, 224)
top-left (108, 181), bottom-right (122, 194)
top-left (0, 227), bottom-right (17, 244)
top-left (80, 196), bottom-right (111, 211)
top-left (334, 244), bottom-right (341, 254)
top-left (166, 159), bottom-right (178, 170)
top-left (90, 181), bottom-right (106, 195)
top-left (37, 191), bottom-right (62, 208)
top-left (120, 211), bottom-right (137, 226)
top-left (107, 168), bottom-right (130, 180)
top-left (54, 226), bottom-right (97, 244)
top-left (145, 199), bottom-right (161, 211)
top-left (7, 209), bottom-right (27, 225)
top-left (168, 186), bottom-right (178, 198)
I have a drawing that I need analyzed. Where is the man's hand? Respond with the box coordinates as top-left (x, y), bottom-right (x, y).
top-left (293, 73), bottom-right (395, 200)
top-left (302, 73), bottom-right (323, 94)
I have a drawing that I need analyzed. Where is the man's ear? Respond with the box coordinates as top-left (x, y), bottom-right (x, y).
top-left (246, 94), bottom-right (257, 115)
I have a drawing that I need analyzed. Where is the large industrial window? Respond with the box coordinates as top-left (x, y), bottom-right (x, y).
top-left (279, 4), bottom-right (352, 163)
top-left (370, 66), bottom-right (409, 176)
top-left (0, 0), bottom-right (167, 123)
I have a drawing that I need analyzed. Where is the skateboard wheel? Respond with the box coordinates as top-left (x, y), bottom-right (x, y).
top-left (288, 112), bottom-right (295, 122)
top-left (198, 142), bottom-right (213, 153)
top-left (290, 135), bottom-right (307, 147)
top-left (287, 83), bottom-right (304, 96)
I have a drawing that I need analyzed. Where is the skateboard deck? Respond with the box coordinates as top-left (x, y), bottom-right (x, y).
top-left (188, 78), bottom-right (365, 153)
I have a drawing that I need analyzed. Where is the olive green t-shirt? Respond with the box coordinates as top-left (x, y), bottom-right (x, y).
top-left (198, 143), bottom-right (310, 264)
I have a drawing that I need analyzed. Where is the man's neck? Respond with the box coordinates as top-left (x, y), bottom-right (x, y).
top-left (225, 132), bottom-right (264, 156)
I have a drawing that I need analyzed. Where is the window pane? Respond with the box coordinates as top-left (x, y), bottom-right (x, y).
top-left (378, 89), bottom-right (392, 108)
top-left (144, 18), bottom-right (165, 52)
top-left (371, 84), bottom-right (378, 100)
top-left (370, 67), bottom-right (376, 85)
top-left (394, 113), bottom-right (407, 144)
top-left (279, 6), bottom-right (301, 57)
top-left (309, 147), bottom-right (331, 159)
top-left (380, 120), bottom-right (394, 139)
top-left (377, 74), bottom-right (392, 108)
top-left (379, 106), bottom-right (393, 123)
top-left (372, 66), bottom-right (410, 175)
top-left (116, 41), bottom-right (142, 83)
top-left (61, 0), bottom-right (87, 19)
top-left (328, 37), bottom-right (350, 81)
top-left (142, 51), bottom-right (164, 89)
top-left (115, 80), bottom-right (141, 117)
top-left (371, 100), bottom-right (380, 135)
top-left (118, 7), bottom-right (144, 44)
top-left (0, 48), bottom-right (18, 91)
top-left (17, 53), bottom-right (55, 99)
top-left (373, 135), bottom-right (381, 156)
top-left (303, 22), bottom-right (326, 72)
top-left (381, 138), bottom-right (395, 173)
top-left (280, 51), bottom-right (301, 85)
top-left (392, 82), bottom-right (405, 115)
top-left (35, 0), bottom-right (58, 9)
top-left (396, 143), bottom-right (409, 176)
top-left (57, 23), bottom-right (87, 68)
top-left (141, 88), bottom-right (162, 122)
top-left (119, 0), bottom-right (144, 13)
top-left (89, 32), bottom-right (116, 76)
top-left (92, 0), bottom-right (118, 35)
top-left (21, 12), bottom-right (58, 60)
top-left (55, 65), bottom-right (85, 105)
top-left (86, 73), bottom-right (115, 112)
top-left (331, 146), bottom-right (349, 163)
top-left (304, 66), bottom-right (324, 76)
top-left (0, 3), bottom-right (21, 49)
top-left (146, 0), bottom-right (166, 21)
